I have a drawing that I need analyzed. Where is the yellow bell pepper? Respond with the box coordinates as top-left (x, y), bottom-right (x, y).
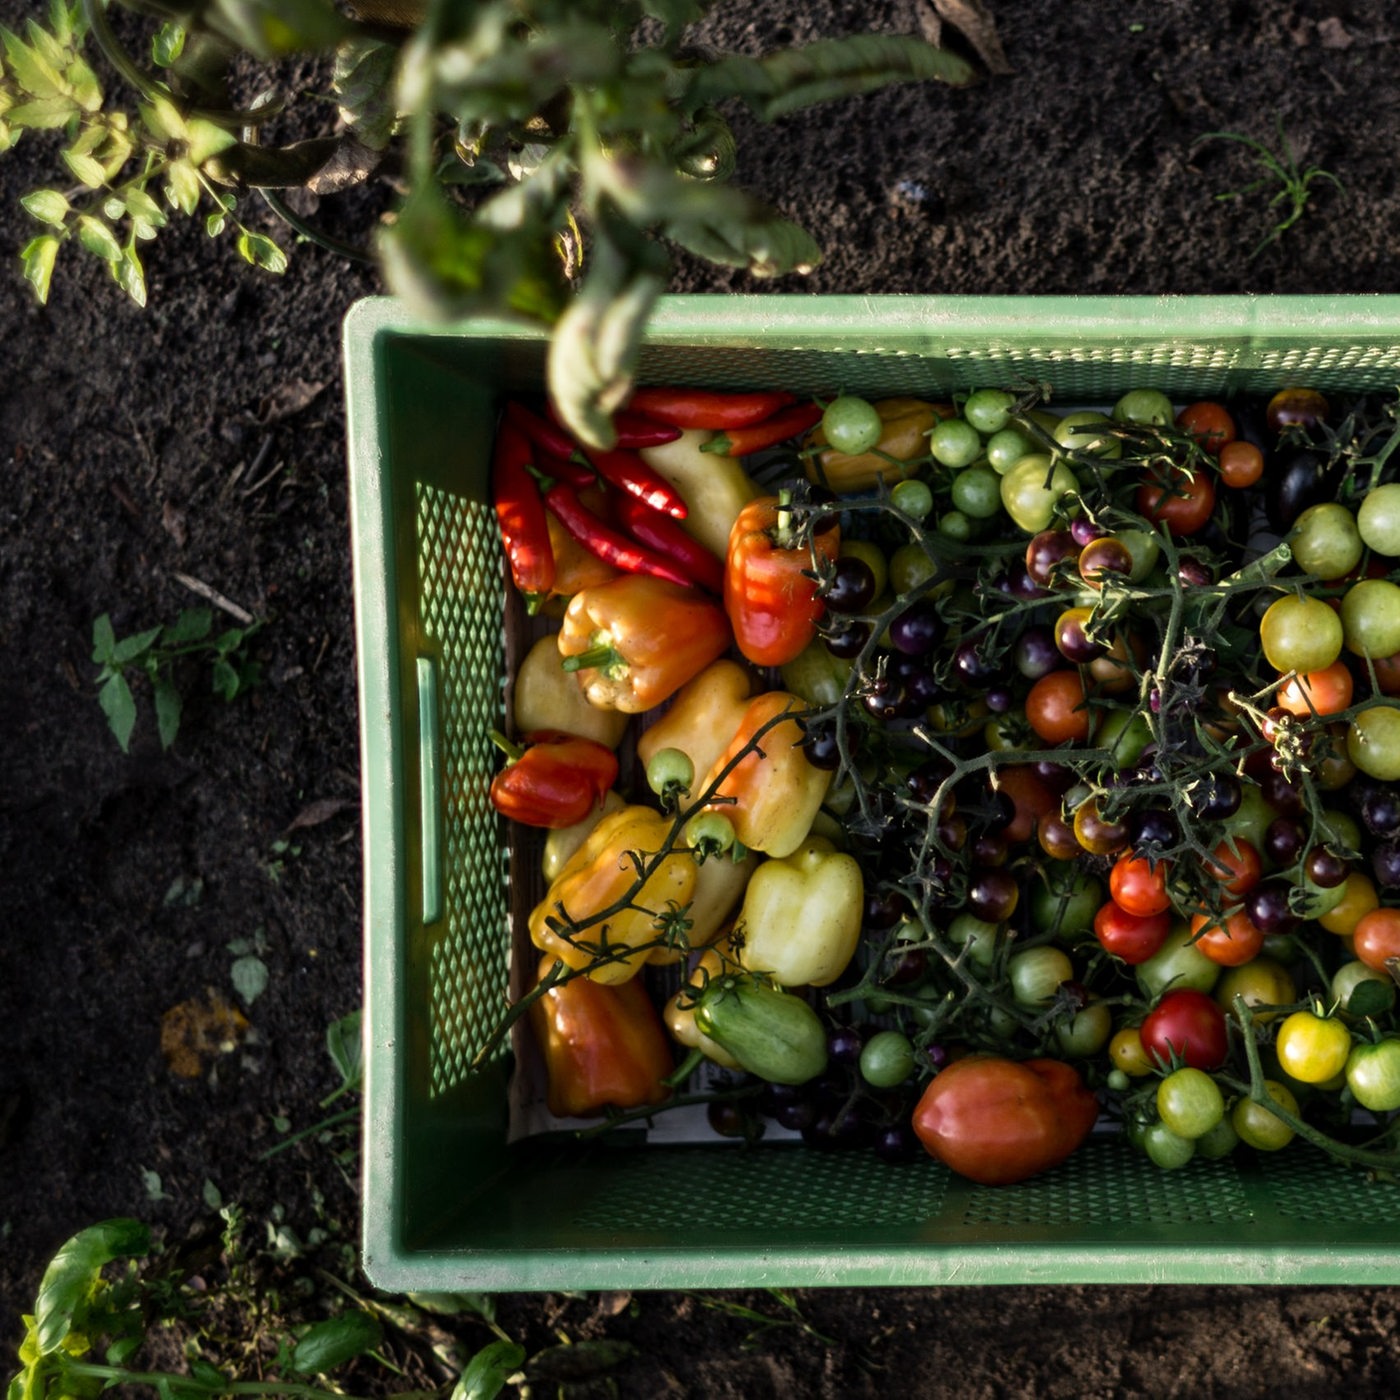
top-left (638, 429), bottom-right (762, 561)
top-left (530, 804), bottom-right (696, 983)
top-left (803, 397), bottom-right (946, 493)
top-left (513, 635), bottom-right (628, 749)
top-left (635, 660), bottom-right (752, 804)
top-left (542, 790), bottom-right (627, 884)
top-left (646, 845), bottom-right (758, 965)
top-left (730, 836), bottom-right (864, 987)
top-left (700, 690), bottom-right (832, 857)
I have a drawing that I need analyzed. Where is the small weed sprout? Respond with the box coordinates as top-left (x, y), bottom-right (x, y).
top-left (1194, 120), bottom-right (1343, 259)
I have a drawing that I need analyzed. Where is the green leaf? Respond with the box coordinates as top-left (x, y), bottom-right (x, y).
top-left (211, 658), bottom-right (240, 701)
top-left (206, 212), bottom-right (227, 237)
top-left (63, 147), bottom-right (107, 189)
top-left (188, 1360), bottom-right (226, 1389)
top-left (687, 33), bottom-right (976, 120)
top-left (24, 20), bottom-right (69, 74)
top-left (125, 186), bottom-right (168, 230)
top-left (208, 0), bottom-right (351, 60)
top-left (117, 246), bottom-right (147, 306)
top-left (153, 676), bottom-right (181, 749)
top-left (35, 1220), bottom-right (150, 1354)
top-left (111, 625), bottom-right (162, 664)
top-left (290, 1311), bottom-right (384, 1375)
top-left (140, 95), bottom-right (189, 143)
top-left (187, 116), bottom-right (237, 165)
top-left (98, 673), bottom-right (137, 751)
top-left (66, 53), bottom-right (101, 112)
top-left (451, 1341), bottom-right (526, 1400)
top-left (332, 33), bottom-right (398, 150)
top-left (1348, 980), bottom-right (1396, 1017)
top-left (77, 214), bottom-right (121, 261)
top-left (20, 188), bottom-right (68, 227)
top-left (524, 1339), bottom-right (637, 1383)
top-left (152, 22), bottom-right (185, 67)
top-left (5, 95), bottom-right (77, 129)
top-left (20, 234), bottom-right (59, 304)
top-left (91, 613), bottom-right (116, 664)
top-left (163, 608), bottom-right (213, 645)
top-left (230, 954), bottom-right (268, 1007)
top-left (48, 0), bottom-right (73, 46)
top-left (408, 1292), bottom-right (497, 1322)
top-left (1, 27), bottom-right (67, 99)
top-left (641, 0), bottom-right (710, 34)
top-left (164, 159), bottom-right (200, 215)
top-left (326, 1010), bottom-right (363, 1090)
top-left (235, 229), bottom-right (288, 273)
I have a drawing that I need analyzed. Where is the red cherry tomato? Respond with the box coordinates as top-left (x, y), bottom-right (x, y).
top-left (1218, 439), bottom-right (1264, 488)
top-left (1140, 989), bottom-right (1229, 1070)
top-left (1093, 900), bottom-right (1172, 965)
top-left (1176, 401), bottom-right (1237, 451)
top-left (1110, 853), bottom-right (1172, 917)
top-left (1136, 468), bottom-right (1216, 536)
top-left (1189, 909), bottom-right (1265, 967)
top-left (1203, 838), bottom-right (1262, 900)
top-left (1025, 670), bottom-right (1092, 744)
top-left (1353, 908), bottom-right (1400, 974)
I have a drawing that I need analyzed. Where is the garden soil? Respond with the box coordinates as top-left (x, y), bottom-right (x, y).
top-left (5, 1), bottom-right (1400, 1396)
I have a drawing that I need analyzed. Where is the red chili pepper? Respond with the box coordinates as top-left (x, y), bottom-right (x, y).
top-left (492, 420), bottom-right (555, 599)
top-left (611, 410), bottom-right (682, 449)
top-left (543, 481), bottom-right (694, 588)
top-left (584, 447), bottom-right (688, 520)
top-left (488, 730), bottom-right (618, 829)
top-left (612, 491), bottom-right (725, 596)
top-left (506, 400), bottom-right (578, 461)
top-left (626, 386), bottom-right (798, 431)
top-left (701, 402), bottom-right (823, 458)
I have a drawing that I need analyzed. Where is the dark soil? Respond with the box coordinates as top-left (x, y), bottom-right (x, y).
top-left (4, 1), bottom-right (1400, 1395)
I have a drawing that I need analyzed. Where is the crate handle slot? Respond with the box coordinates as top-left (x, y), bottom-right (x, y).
top-left (417, 654), bottom-right (443, 926)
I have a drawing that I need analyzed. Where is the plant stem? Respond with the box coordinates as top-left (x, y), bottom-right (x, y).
top-left (62, 1359), bottom-right (368, 1399)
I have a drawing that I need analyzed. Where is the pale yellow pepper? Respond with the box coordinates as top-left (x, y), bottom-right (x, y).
top-left (639, 429), bottom-right (762, 561)
top-left (513, 635), bottom-right (628, 749)
top-left (646, 845), bottom-right (758, 965)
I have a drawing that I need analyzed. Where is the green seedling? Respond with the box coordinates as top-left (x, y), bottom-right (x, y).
top-left (1194, 120), bottom-right (1343, 259)
top-left (91, 606), bottom-right (260, 751)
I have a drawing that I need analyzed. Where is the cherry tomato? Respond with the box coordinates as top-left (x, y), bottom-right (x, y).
top-left (1001, 455), bottom-right (1081, 534)
top-left (1265, 387), bottom-right (1328, 438)
top-left (1345, 1040), bottom-right (1400, 1113)
top-left (1073, 797), bottom-right (1129, 857)
top-left (1218, 439), bottom-right (1264, 488)
top-left (1157, 1066), bottom-right (1225, 1140)
top-left (995, 765), bottom-right (1057, 845)
top-left (1110, 853), bottom-right (1172, 917)
top-left (1259, 594), bottom-right (1344, 674)
top-left (1109, 1026), bottom-right (1154, 1076)
top-left (1341, 579), bottom-right (1400, 659)
top-left (821, 395), bottom-right (882, 454)
top-left (1008, 946), bottom-right (1074, 1005)
top-left (1275, 1009), bottom-right (1352, 1085)
top-left (1290, 503), bottom-right (1363, 581)
top-left (1176, 401), bottom-right (1236, 451)
top-left (1025, 670), bottom-right (1092, 744)
top-left (1215, 955), bottom-right (1296, 1025)
top-left (1143, 1120), bottom-right (1195, 1170)
top-left (1357, 482), bottom-right (1400, 556)
top-left (1318, 871), bottom-right (1379, 936)
top-left (1352, 906), bottom-right (1400, 973)
top-left (1203, 838), bottom-right (1262, 900)
top-left (1140, 988), bottom-right (1228, 1071)
top-left (1231, 1081), bottom-right (1298, 1151)
top-left (1135, 468), bottom-right (1216, 536)
top-left (1275, 661), bottom-right (1353, 718)
top-left (1188, 908), bottom-right (1265, 967)
top-left (1094, 900), bottom-right (1171, 965)
top-left (1347, 705), bottom-right (1400, 781)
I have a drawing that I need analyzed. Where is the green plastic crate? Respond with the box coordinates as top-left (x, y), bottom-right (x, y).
top-left (346, 293), bottom-right (1400, 1291)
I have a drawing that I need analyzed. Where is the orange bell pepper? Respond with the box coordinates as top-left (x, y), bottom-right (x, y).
top-left (724, 495), bottom-right (839, 668)
top-left (557, 574), bottom-right (732, 713)
top-left (529, 956), bottom-right (673, 1118)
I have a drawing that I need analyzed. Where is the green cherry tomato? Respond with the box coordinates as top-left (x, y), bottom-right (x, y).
top-left (986, 425), bottom-right (1038, 474)
top-left (1345, 1040), bottom-right (1400, 1112)
top-left (1275, 1009), bottom-right (1352, 1085)
top-left (1347, 704), bottom-right (1400, 781)
top-left (1357, 482), bottom-right (1400, 555)
top-left (963, 388), bottom-right (1017, 435)
top-left (937, 509), bottom-right (974, 542)
top-left (947, 913), bottom-right (1000, 968)
top-left (1259, 594), bottom-right (1344, 674)
top-left (1289, 503), bottom-right (1363, 580)
top-left (929, 417), bottom-right (984, 469)
top-left (1156, 1067), bottom-right (1225, 1140)
top-left (888, 542), bottom-right (941, 596)
top-left (1112, 388), bottom-right (1175, 427)
top-left (1029, 868), bottom-right (1103, 940)
top-left (1053, 999), bottom-right (1113, 1058)
top-left (1136, 921), bottom-right (1220, 1000)
top-left (1143, 1120), bottom-right (1196, 1170)
top-left (1193, 1114), bottom-right (1240, 1160)
top-left (1231, 1081), bottom-right (1299, 1151)
top-left (1001, 455), bottom-right (1080, 534)
top-left (1008, 946), bottom-right (1074, 1005)
top-left (646, 746), bottom-right (694, 804)
top-left (950, 465), bottom-right (1003, 520)
top-left (1054, 411), bottom-right (1123, 458)
top-left (684, 810), bottom-right (736, 859)
top-left (859, 1030), bottom-right (916, 1088)
top-left (1341, 579), bottom-right (1400, 658)
top-left (1331, 959), bottom-right (1396, 1015)
top-left (821, 395), bottom-right (883, 454)
top-left (890, 477), bottom-right (934, 522)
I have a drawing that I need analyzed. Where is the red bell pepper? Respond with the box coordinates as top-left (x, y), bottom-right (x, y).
top-left (627, 386), bottom-right (797, 431)
top-left (724, 494), bottom-right (840, 668)
top-left (488, 731), bottom-right (618, 829)
top-left (491, 420), bottom-right (555, 601)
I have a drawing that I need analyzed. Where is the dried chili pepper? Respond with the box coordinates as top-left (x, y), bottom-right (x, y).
top-left (491, 420), bottom-right (555, 600)
top-left (612, 491), bottom-right (725, 596)
top-left (584, 446), bottom-right (688, 519)
top-left (627, 386), bottom-right (797, 431)
top-left (701, 402), bottom-right (823, 458)
top-left (543, 481), bottom-right (694, 588)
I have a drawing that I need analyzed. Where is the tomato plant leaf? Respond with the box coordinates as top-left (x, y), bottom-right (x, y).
top-left (523, 1339), bottom-right (637, 1383)
top-left (452, 1340), bottom-right (526, 1400)
top-left (290, 1310), bottom-right (384, 1375)
top-left (111, 626), bottom-right (162, 665)
top-left (35, 1219), bottom-right (150, 1354)
top-left (408, 1291), bottom-right (497, 1322)
top-left (235, 229), bottom-right (288, 274)
top-left (20, 234), bottom-right (58, 303)
top-left (187, 116), bottom-right (237, 165)
top-left (65, 52), bottom-right (101, 111)
top-left (230, 954), bottom-right (268, 1007)
top-left (163, 608), bottom-right (213, 645)
top-left (20, 188), bottom-right (68, 226)
top-left (1347, 980), bottom-right (1394, 1017)
top-left (91, 614), bottom-right (117, 665)
top-left (207, 0), bottom-right (351, 60)
top-left (152, 21), bottom-right (185, 68)
top-left (63, 147), bottom-right (106, 189)
top-left (1, 28), bottom-right (66, 100)
top-left (77, 214), bottom-right (121, 261)
top-left (6, 95), bottom-right (77, 129)
top-left (125, 186), bottom-right (167, 230)
top-left (98, 673), bottom-right (137, 751)
top-left (153, 676), bottom-right (182, 750)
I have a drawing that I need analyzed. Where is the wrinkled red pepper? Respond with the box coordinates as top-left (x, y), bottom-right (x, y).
top-left (488, 730), bottom-right (618, 829)
top-left (725, 494), bottom-right (840, 668)
top-left (702, 402), bottom-right (823, 458)
top-left (491, 420), bottom-right (555, 600)
top-left (627, 386), bottom-right (797, 431)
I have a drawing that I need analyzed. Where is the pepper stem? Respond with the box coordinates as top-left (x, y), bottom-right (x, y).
top-left (561, 643), bottom-right (627, 676)
top-left (488, 728), bottom-right (525, 762)
top-left (775, 486), bottom-right (794, 549)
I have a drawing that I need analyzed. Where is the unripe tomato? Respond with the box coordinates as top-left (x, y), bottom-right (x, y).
top-left (1156, 1067), bottom-right (1225, 1140)
top-left (1345, 1040), bottom-right (1400, 1113)
top-left (1001, 455), bottom-right (1080, 534)
top-left (1231, 1081), bottom-right (1298, 1151)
